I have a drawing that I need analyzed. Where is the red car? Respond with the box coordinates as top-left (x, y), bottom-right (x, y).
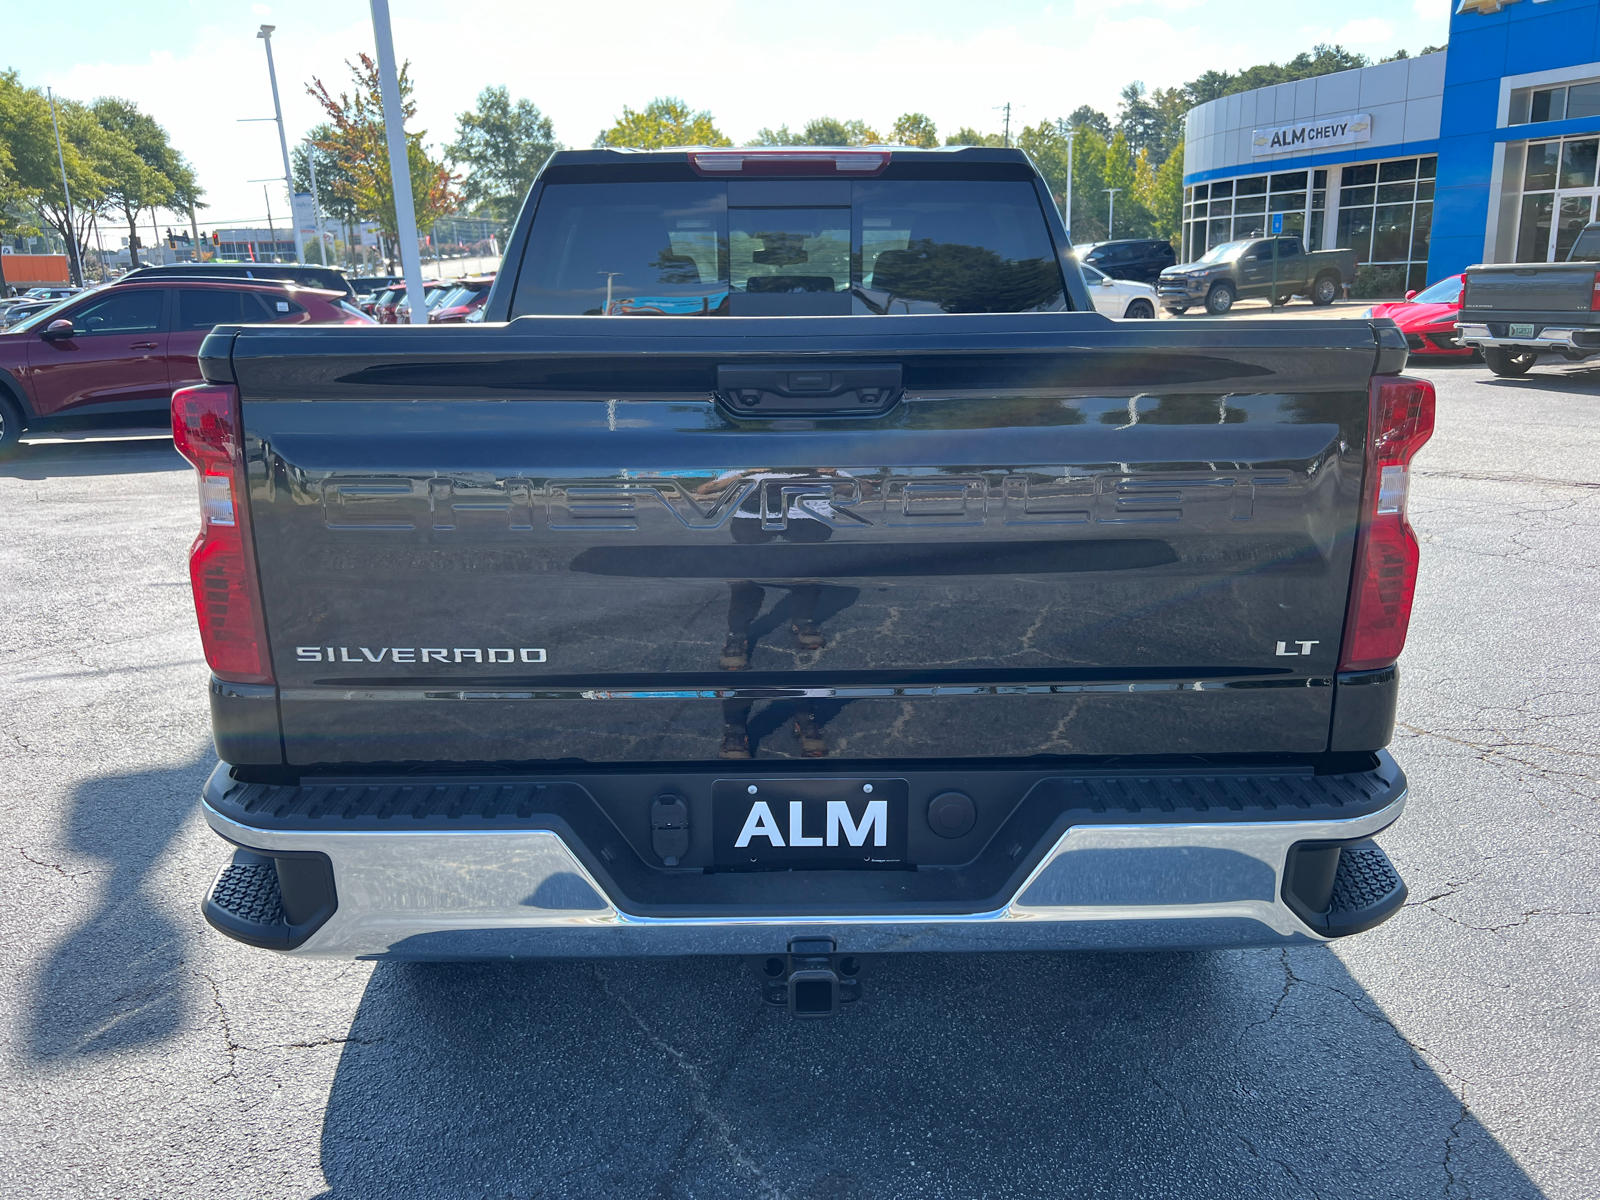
top-left (1366, 274), bottom-right (1473, 358)
top-left (0, 278), bottom-right (371, 456)
top-left (429, 275), bottom-right (495, 323)
top-left (374, 280), bottom-right (448, 324)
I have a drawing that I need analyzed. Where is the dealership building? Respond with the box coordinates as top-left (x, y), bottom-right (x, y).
top-left (1180, 0), bottom-right (1600, 291)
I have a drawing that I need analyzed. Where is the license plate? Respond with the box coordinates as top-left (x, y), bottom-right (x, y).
top-left (712, 778), bottom-right (909, 869)
top-left (1510, 323), bottom-right (1536, 337)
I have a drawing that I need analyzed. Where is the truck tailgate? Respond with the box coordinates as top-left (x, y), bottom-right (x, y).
top-left (225, 314), bottom-right (1382, 766)
top-left (1464, 264), bottom-right (1596, 315)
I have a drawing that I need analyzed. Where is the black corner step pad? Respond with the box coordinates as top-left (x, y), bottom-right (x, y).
top-left (201, 848), bottom-right (338, 951)
top-left (1312, 841), bottom-right (1407, 937)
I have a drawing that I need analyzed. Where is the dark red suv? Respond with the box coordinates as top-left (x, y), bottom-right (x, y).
top-left (0, 277), bottom-right (370, 456)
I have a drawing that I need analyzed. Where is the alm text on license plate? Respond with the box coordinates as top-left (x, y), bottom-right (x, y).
top-left (712, 778), bottom-right (909, 869)
top-left (1510, 323), bottom-right (1536, 338)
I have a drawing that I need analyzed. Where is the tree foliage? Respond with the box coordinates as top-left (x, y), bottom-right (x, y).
top-left (306, 53), bottom-right (460, 247)
top-left (943, 127), bottom-right (1004, 147)
top-left (595, 97), bottom-right (730, 149)
top-left (447, 86), bottom-right (559, 227)
top-left (889, 113), bottom-right (939, 148)
top-left (750, 117), bottom-right (881, 146)
top-left (92, 97), bottom-right (202, 268)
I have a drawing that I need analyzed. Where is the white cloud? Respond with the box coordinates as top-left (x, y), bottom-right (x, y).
top-left (1335, 17), bottom-right (1396, 45)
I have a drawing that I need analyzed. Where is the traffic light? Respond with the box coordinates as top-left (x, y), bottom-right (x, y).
top-left (212, 231), bottom-right (220, 246)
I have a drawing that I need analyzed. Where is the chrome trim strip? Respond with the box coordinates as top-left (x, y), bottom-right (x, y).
top-left (201, 789), bottom-right (1405, 958)
top-left (279, 676), bottom-right (1332, 703)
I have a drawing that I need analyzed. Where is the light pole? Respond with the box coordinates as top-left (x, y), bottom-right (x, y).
top-left (1104, 187), bottom-right (1123, 240)
top-left (369, 0), bottom-right (427, 323)
top-left (46, 88), bottom-right (82, 286)
top-left (303, 138), bottom-right (330, 265)
top-left (598, 271), bottom-right (621, 314)
top-left (256, 25), bottom-right (304, 263)
top-left (1063, 129), bottom-right (1076, 241)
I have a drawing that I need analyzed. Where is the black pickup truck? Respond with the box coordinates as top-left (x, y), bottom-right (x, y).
top-left (178, 147), bottom-right (1432, 1015)
top-left (1457, 222), bottom-right (1600, 376)
top-left (1158, 236), bottom-right (1358, 315)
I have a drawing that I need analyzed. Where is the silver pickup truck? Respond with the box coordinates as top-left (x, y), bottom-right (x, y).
top-left (1458, 221), bottom-right (1600, 376)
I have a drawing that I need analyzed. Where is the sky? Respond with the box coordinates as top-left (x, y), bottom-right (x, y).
top-left (7, 0), bottom-right (1452, 230)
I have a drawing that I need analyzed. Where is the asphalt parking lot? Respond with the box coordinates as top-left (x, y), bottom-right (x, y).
top-left (1, 357), bottom-right (1596, 1198)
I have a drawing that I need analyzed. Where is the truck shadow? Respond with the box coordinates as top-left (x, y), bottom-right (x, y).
top-left (313, 948), bottom-right (1545, 1199)
top-left (2, 434), bottom-right (183, 479)
top-left (20, 754), bottom-right (210, 1063)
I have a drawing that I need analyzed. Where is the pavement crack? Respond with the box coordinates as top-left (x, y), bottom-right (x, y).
top-left (13, 846), bottom-right (92, 880)
top-left (1236, 1130), bottom-right (1324, 1200)
top-left (284, 1035), bottom-right (381, 1049)
top-left (195, 970), bottom-right (246, 1085)
top-left (1235, 948), bottom-right (1301, 1044)
top-left (593, 965), bottom-right (784, 1199)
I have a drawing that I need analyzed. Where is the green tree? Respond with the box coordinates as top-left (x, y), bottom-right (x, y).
top-left (751, 117), bottom-right (881, 146)
top-left (306, 54), bottom-right (461, 267)
top-left (0, 71), bottom-right (56, 292)
top-left (890, 113), bottom-right (939, 148)
top-left (1135, 145), bottom-right (1185, 244)
top-left (1184, 43), bottom-right (1371, 105)
top-left (92, 98), bottom-right (194, 269)
top-left (943, 126), bottom-right (1004, 147)
top-left (16, 92), bottom-right (116, 284)
top-left (447, 86), bottom-right (559, 229)
top-left (594, 97), bottom-right (729, 149)
top-left (1066, 106), bottom-right (1111, 139)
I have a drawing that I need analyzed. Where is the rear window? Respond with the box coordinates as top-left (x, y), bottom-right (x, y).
top-left (1569, 226), bottom-right (1600, 262)
top-left (510, 179), bottom-right (1066, 316)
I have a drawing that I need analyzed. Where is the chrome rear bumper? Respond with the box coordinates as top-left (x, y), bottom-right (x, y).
top-left (202, 786), bottom-right (1407, 959)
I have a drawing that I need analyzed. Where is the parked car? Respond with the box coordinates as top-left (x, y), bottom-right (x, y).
top-left (429, 275), bottom-right (495, 323)
top-left (1456, 222), bottom-right (1600, 376)
top-left (1365, 275), bottom-right (1473, 358)
top-left (1079, 262), bottom-right (1157, 318)
top-left (120, 262), bottom-right (356, 303)
top-left (0, 278), bottom-right (370, 456)
top-left (3, 285), bottom-right (81, 311)
top-left (1158, 237), bottom-right (1357, 315)
top-left (1073, 239), bottom-right (1175, 284)
top-left (1, 299), bottom-right (61, 328)
top-left (350, 275), bottom-right (402, 313)
top-left (378, 280), bottom-right (448, 323)
top-left (182, 145), bottom-right (1427, 1013)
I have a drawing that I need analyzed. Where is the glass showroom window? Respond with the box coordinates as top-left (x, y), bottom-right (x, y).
top-left (1335, 156), bottom-right (1436, 292)
top-left (1511, 135), bottom-right (1599, 262)
top-left (1509, 78), bottom-right (1600, 126)
top-left (1182, 170), bottom-right (1326, 259)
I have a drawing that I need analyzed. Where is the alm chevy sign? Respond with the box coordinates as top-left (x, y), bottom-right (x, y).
top-left (1251, 113), bottom-right (1371, 156)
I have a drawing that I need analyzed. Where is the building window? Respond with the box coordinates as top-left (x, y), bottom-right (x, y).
top-left (1333, 156), bottom-right (1436, 292)
top-left (1182, 169), bottom-right (1327, 260)
top-left (1510, 134), bottom-right (1599, 262)
top-left (1509, 78), bottom-right (1600, 126)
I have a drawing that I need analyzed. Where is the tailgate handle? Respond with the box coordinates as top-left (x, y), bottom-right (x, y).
top-left (716, 362), bottom-right (902, 416)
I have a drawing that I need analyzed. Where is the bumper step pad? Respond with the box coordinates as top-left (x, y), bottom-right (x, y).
top-left (1285, 839), bottom-right (1407, 937)
top-left (202, 847), bottom-right (338, 950)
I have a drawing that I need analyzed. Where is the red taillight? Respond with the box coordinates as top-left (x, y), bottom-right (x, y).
top-left (171, 384), bottom-right (274, 684)
top-left (1339, 375), bottom-right (1436, 672)
top-left (1591, 270), bottom-right (1600, 311)
top-left (688, 149), bottom-right (891, 176)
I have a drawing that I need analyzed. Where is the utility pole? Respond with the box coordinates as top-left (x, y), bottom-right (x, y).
top-left (46, 88), bottom-right (83, 286)
top-left (304, 139), bottom-right (330, 266)
top-left (370, 0), bottom-right (427, 324)
top-left (256, 25), bottom-right (304, 263)
top-left (1000, 102), bottom-right (1012, 147)
top-left (1105, 187), bottom-right (1123, 240)
top-left (599, 271), bottom-right (621, 314)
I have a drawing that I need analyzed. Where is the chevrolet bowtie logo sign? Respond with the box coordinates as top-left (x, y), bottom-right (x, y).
top-left (1456, 0), bottom-right (1519, 13)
